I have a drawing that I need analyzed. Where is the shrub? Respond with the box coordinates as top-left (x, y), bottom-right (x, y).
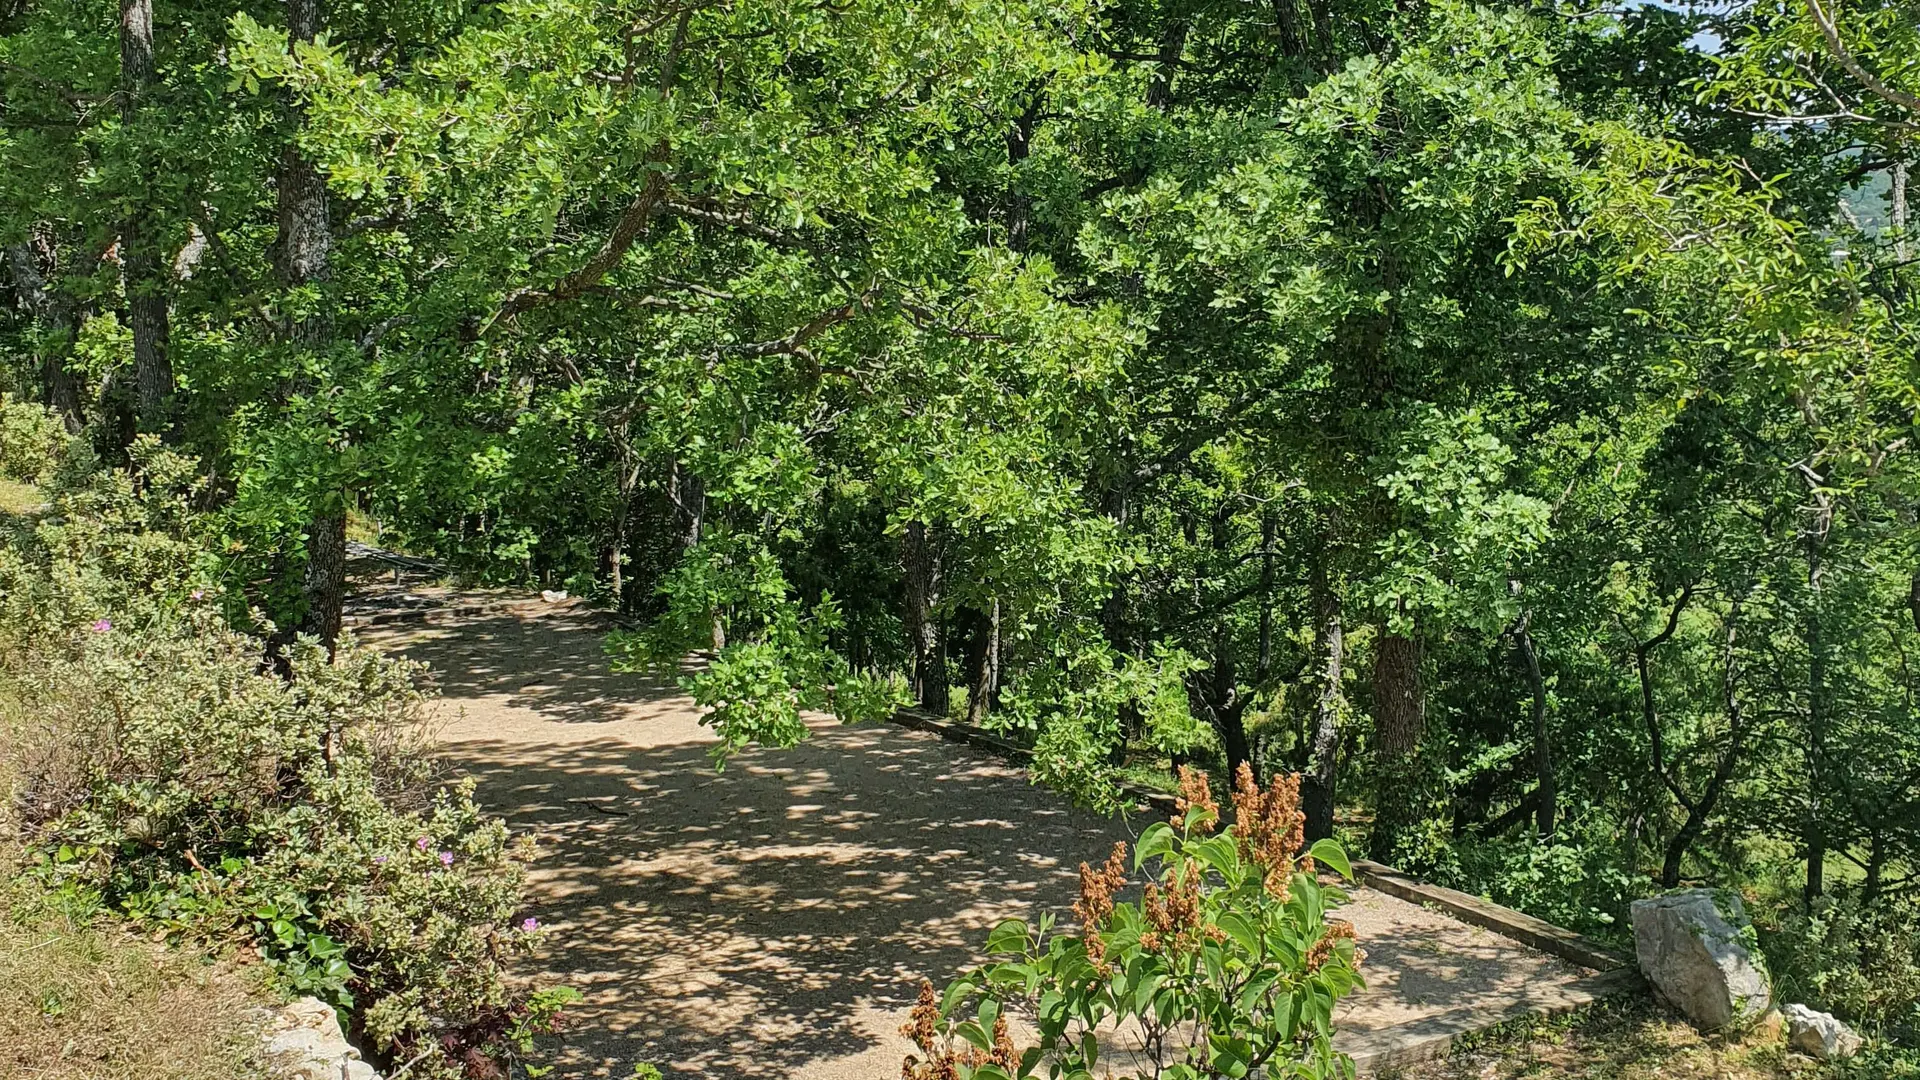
top-left (911, 765), bottom-right (1363, 1080)
top-left (1761, 894), bottom-right (1920, 1046)
top-left (1427, 814), bottom-right (1644, 940)
top-left (1, 445), bottom-right (566, 1079)
top-left (0, 393), bottom-right (69, 485)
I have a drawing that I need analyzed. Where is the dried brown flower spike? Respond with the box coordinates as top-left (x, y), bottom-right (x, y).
top-left (1072, 840), bottom-right (1129, 972)
top-left (1173, 764), bottom-right (1220, 832)
top-left (1230, 763), bottom-right (1307, 898)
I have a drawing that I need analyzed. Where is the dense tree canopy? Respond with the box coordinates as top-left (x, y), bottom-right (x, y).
top-left (4, 0), bottom-right (1919, 1000)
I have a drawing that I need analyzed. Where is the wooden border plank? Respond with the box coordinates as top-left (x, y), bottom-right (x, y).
top-left (1350, 859), bottom-right (1631, 974)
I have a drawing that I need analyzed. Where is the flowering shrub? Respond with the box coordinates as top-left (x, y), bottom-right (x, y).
top-left (1, 439), bottom-right (568, 1078)
top-left (909, 766), bottom-right (1364, 1079)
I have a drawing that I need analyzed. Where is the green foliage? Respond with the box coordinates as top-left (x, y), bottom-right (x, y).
top-left (0, 451), bottom-right (564, 1079)
top-left (0, 395), bottom-right (68, 485)
top-left (6, 0), bottom-right (1920, 1059)
top-left (1763, 895), bottom-right (1920, 1046)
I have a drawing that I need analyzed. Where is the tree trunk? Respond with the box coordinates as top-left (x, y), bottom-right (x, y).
top-left (1864, 832), bottom-right (1887, 901)
top-left (279, 0), bottom-right (340, 650)
top-left (1894, 159), bottom-right (1909, 262)
top-left (4, 242), bottom-right (86, 431)
top-left (1372, 631), bottom-right (1424, 761)
top-left (298, 510), bottom-right (347, 648)
top-left (1662, 614), bottom-right (1748, 887)
top-left (1366, 626), bottom-right (1425, 858)
top-left (962, 600), bottom-right (1000, 725)
top-left (1270, 0), bottom-right (1307, 63)
top-left (120, 0), bottom-right (172, 439)
top-left (1146, 18), bottom-right (1188, 110)
top-left (1005, 86), bottom-right (1042, 253)
top-left (667, 459), bottom-right (721, 647)
top-left (902, 521), bottom-right (947, 715)
top-left (1805, 591), bottom-right (1828, 903)
top-left (1803, 493), bottom-right (1832, 906)
top-left (275, 0), bottom-right (330, 306)
top-left (1515, 618), bottom-right (1554, 839)
top-left (1303, 540), bottom-right (1344, 841)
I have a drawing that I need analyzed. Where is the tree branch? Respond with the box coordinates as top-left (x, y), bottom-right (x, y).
top-left (485, 9), bottom-right (692, 330)
top-left (1804, 0), bottom-right (1920, 118)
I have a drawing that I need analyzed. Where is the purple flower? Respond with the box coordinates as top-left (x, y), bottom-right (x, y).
top-left (373, 855), bottom-right (388, 865)
top-left (415, 837), bottom-right (430, 851)
top-left (191, 589), bottom-right (205, 601)
top-left (520, 917), bottom-right (539, 932)
top-left (91, 619), bottom-right (111, 633)
top-left (439, 851), bottom-right (454, 867)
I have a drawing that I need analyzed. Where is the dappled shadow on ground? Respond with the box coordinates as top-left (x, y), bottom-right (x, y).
top-left (446, 726), bottom-right (1133, 1078)
top-left (369, 610), bottom-right (671, 727)
top-left (367, 609), bottom-right (1597, 1079)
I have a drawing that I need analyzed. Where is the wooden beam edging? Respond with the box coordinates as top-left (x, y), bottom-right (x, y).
top-left (887, 711), bottom-right (1186, 812)
top-left (1350, 858), bottom-right (1632, 974)
top-left (884, 713), bottom-right (1631, 974)
top-left (890, 709), bottom-right (1033, 764)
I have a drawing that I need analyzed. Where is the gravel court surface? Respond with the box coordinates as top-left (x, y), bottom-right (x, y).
top-left (361, 603), bottom-right (1594, 1078)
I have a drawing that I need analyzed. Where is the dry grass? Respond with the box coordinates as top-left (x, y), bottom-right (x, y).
top-left (2, 677), bottom-right (270, 1080)
top-left (1381, 996), bottom-right (1899, 1080)
top-left (0, 876), bottom-right (271, 1080)
top-left (0, 477), bottom-right (45, 516)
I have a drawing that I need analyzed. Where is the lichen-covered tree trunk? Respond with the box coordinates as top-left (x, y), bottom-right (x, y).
top-left (4, 242), bottom-right (87, 432)
top-left (1372, 631), bottom-right (1424, 760)
top-left (666, 459), bottom-right (720, 648)
top-left (961, 600), bottom-right (999, 725)
top-left (281, 0), bottom-right (342, 651)
top-left (300, 511), bottom-right (347, 648)
top-left (1366, 628), bottom-right (1427, 858)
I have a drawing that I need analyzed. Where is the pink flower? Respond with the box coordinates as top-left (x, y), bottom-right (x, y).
top-left (373, 855), bottom-right (388, 865)
top-left (191, 589), bottom-right (205, 601)
top-left (520, 917), bottom-right (539, 932)
top-left (91, 619), bottom-right (111, 633)
top-left (415, 837), bottom-right (430, 851)
top-left (439, 851), bottom-right (454, 867)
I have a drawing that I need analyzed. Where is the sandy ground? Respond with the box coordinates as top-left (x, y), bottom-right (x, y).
top-left (360, 604), bottom-right (1595, 1079)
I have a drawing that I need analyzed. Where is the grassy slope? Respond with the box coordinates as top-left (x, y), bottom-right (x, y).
top-left (0, 477), bottom-right (45, 516)
top-left (0, 892), bottom-right (270, 1080)
top-left (3, 660), bottom-right (270, 1080)
top-left (1385, 997), bottom-right (1915, 1080)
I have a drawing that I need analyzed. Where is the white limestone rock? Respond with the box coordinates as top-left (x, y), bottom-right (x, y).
top-left (264, 997), bottom-right (382, 1080)
top-left (1784, 1003), bottom-right (1863, 1060)
top-left (1630, 888), bottom-right (1771, 1031)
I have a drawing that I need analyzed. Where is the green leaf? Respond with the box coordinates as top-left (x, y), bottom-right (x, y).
top-left (1307, 838), bottom-right (1353, 880)
top-left (1134, 821), bottom-right (1175, 869)
top-left (985, 918), bottom-right (1031, 955)
top-left (1207, 1033), bottom-right (1255, 1078)
top-left (1217, 911), bottom-right (1260, 956)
